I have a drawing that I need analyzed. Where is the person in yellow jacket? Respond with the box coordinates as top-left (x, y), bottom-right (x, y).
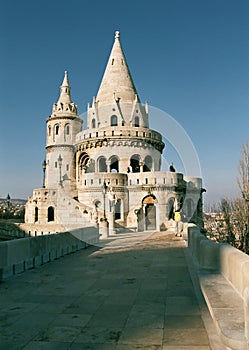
top-left (174, 209), bottom-right (182, 236)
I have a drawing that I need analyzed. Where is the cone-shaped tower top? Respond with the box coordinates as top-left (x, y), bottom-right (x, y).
top-left (96, 31), bottom-right (139, 105)
top-left (51, 71), bottom-right (78, 116)
top-left (57, 71), bottom-right (73, 104)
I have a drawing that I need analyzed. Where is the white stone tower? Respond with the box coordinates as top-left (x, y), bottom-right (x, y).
top-left (46, 71), bottom-right (82, 192)
top-left (24, 31), bottom-right (204, 236)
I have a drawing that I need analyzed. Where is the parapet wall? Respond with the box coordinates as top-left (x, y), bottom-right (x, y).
top-left (187, 223), bottom-right (249, 298)
top-left (187, 223), bottom-right (249, 348)
top-left (0, 226), bottom-right (99, 281)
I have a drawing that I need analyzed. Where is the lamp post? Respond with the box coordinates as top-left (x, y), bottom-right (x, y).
top-left (58, 154), bottom-right (63, 186)
top-left (102, 180), bottom-right (108, 221)
top-left (42, 160), bottom-right (46, 188)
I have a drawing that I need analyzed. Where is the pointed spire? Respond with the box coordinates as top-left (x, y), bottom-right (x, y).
top-left (51, 71), bottom-right (78, 116)
top-left (57, 71), bottom-right (72, 104)
top-left (96, 31), bottom-right (139, 105)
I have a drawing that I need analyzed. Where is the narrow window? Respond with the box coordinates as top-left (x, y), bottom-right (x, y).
top-left (55, 161), bottom-right (57, 168)
top-left (66, 164), bottom-right (69, 171)
top-left (134, 116), bottom-right (139, 127)
top-left (111, 115), bottom-right (118, 126)
top-left (55, 125), bottom-right (59, 135)
top-left (48, 206), bottom-right (54, 222)
top-left (66, 125), bottom-right (70, 135)
top-left (48, 126), bottom-right (51, 136)
top-left (112, 58), bottom-right (114, 65)
top-left (35, 207), bottom-right (38, 222)
top-left (92, 119), bottom-right (96, 128)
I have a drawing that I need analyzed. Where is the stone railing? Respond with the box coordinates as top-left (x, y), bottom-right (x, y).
top-left (0, 226), bottom-right (99, 281)
top-left (187, 224), bottom-right (249, 350)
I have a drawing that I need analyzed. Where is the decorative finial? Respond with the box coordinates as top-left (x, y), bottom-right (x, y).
top-left (64, 70), bottom-right (68, 75)
top-left (115, 31), bottom-right (120, 39)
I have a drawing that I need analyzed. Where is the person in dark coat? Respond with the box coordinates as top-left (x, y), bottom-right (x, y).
top-left (169, 162), bottom-right (175, 172)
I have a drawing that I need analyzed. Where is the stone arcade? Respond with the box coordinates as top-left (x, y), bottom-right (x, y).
top-left (24, 31), bottom-right (204, 237)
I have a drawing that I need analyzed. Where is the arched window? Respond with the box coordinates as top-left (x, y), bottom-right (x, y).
top-left (111, 115), bottom-right (118, 126)
top-left (110, 155), bottom-right (119, 172)
top-left (130, 154), bottom-right (140, 173)
top-left (92, 119), bottom-right (96, 128)
top-left (55, 125), bottom-right (59, 135)
top-left (98, 156), bottom-right (107, 172)
top-left (143, 155), bottom-right (153, 172)
top-left (48, 206), bottom-right (54, 222)
top-left (134, 116), bottom-right (140, 127)
top-left (48, 126), bottom-right (51, 136)
top-left (65, 124), bottom-right (70, 135)
top-left (34, 207), bottom-right (38, 222)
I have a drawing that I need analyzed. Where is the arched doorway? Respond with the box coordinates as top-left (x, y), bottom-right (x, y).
top-left (114, 199), bottom-right (121, 220)
top-left (143, 195), bottom-right (157, 231)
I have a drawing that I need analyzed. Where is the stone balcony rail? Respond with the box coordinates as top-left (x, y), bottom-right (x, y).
top-left (187, 223), bottom-right (249, 350)
top-left (75, 126), bottom-right (163, 143)
top-left (78, 171), bottom-right (195, 189)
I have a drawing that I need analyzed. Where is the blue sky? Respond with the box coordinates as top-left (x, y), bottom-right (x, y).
top-left (0, 0), bottom-right (248, 206)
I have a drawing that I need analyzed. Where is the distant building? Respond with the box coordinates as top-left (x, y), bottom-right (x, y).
top-left (24, 31), bottom-right (204, 236)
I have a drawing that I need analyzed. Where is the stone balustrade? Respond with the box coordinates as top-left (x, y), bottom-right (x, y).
top-left (187, 223), bottom-right (249, 350)
top-left (76, 126), bottom-right (162, 142)
top-left (0, 226), bottom-right (99, 281)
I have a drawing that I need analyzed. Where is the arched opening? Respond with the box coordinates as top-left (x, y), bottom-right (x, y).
top-left (110, 155), bottom-right (119, 172)
top-left (55, 124), bottom-right (59, 135)
top-left (134, 116), bottom-right (140, 127)
top-left (48, 206), bottom-right (54, 222)
top-left (168, 197), bottom-right (175, 220)
top-left (48, 126), bottom-right (51, 136)
top-left (34, 207), bottom-right (38, 222)
top-left (98, 156), bottom-right (107, 172)
top-left (130, 154), bottom-right (140, 173)
top-left (114, 199), bottom-right (121, 220)
top-left (143, 155), bottom-right (153, 172)
top-left (65, 124), bottom-right (70, 135)
top-left (143, 195), bottom-right (157, 231)
top-left (79, 152), bottom-right (90, 174)
top-left (92, 119), bottom-right (96, 128)
top-left (111, 115), bottom-right (118, 126)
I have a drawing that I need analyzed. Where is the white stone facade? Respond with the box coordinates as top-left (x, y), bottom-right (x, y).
top-left (24, 31), bottom-right (204, 236)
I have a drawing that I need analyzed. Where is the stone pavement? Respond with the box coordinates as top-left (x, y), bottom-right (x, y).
top-left (0, 231), bottom-right (225, 350)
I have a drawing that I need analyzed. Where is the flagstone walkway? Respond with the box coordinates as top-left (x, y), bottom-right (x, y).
top-left (0, 231), bottom-right (225, 349)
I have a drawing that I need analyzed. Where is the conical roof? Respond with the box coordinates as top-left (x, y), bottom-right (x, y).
top-left (96, 31), bottom-right (139, 105)
top-left (57, 71), bottom-right (72, 104)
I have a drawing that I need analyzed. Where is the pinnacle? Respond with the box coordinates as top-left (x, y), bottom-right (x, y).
top-left (57, 70), bottom-right (72, 104)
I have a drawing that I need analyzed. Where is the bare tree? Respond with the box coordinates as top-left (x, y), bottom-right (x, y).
top-left (220, 198), bottom-right (235, 246)
top-left (235, 142), bottom-right (249, 253)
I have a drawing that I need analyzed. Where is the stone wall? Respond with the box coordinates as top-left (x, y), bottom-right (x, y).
top-left (187, 223), bottom-right (249, 348)
top-left (0, 226), bottom-right (99, 281)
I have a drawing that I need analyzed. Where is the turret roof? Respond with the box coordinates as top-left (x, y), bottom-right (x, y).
top-left (57, 71), bottom-right (73, 104)
top-left (96, 31), bottom-right (139, 105)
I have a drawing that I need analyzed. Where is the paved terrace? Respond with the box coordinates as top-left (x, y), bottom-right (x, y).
top-left (0, 231), bottom-right (225, 350)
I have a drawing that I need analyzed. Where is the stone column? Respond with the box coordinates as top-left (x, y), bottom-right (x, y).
top-left (106, 160), bottom-right (111, 173)
top-left (139, 161), bottom-right (144, 173)
top-left (99, 219), bottom-right (109, 239)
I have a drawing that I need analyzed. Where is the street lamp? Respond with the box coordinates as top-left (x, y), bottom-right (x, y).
top-left (42, 160), bottom-right (46, 188)
top-left (102, 180), bottom-right (108, 221)
top-left (58, 154), bottom-right (63, 186)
